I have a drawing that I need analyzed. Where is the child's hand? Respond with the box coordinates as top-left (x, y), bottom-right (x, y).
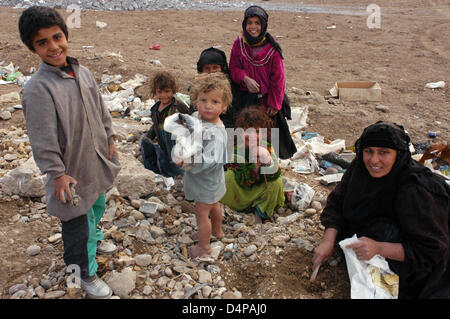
top-left (173, 156), bottom-right (184, 167)
top-left (54, 174), bottom-right (77, 203)
top-left (256, 146), bottom-right (272, 166)
top-left (109, 143), bottom-right (119, 160)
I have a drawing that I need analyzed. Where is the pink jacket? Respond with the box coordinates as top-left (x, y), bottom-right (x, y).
top-left (229, 36), bottom-right (285, 111)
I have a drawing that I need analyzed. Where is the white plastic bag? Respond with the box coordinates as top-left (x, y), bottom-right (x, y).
top-left (339, 235), bottom-right (399, 299)
top-left (282, 177), bottom-right (315, 211)
top-left (163, 113), bottom-right (203, 170)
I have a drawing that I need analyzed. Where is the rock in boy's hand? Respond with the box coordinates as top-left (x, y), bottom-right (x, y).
top-left (53, 174), bottom-right (78, 203)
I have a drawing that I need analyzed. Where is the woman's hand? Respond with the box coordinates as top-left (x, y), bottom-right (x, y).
top-left (312, 239), bottom-right (335, 270)
top-left (346, 237), bottom-right (380, 260)
top-left (312, 228), bottom-right (338, 270)
top-left (266, 106), bottom-right (278, 117)
top-left (243, 76), bottom-right (260, 93)
top-left (53, 174), bottom-right (77, 203)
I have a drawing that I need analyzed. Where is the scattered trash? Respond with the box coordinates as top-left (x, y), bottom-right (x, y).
top-left (428, 131), bottom-right (441, 138)
top-left (149, 60), bottom-right (163, 65)
top-left (149, 44), bottom-right (161, 50)
top-left (321, 151), bottom-right (354, 169)
top-left (328, 81), bottom-right (381, 102)
top-left (282, 177), bottom-right (315, 211)
top-left (425, 81), bottom-right (445, 89)
top-left (174, 92), bottom-right (191, 109)
top-left (164, 113), bottom-right (203, 171)
top-left (96, 21), bottom-right (108, 29)
top-left (286, 106), bottom-right (308, 134)
top-left (315, 173), bottom-right (344, 185)
top-left (82, 45), bottom-right (94, 50)
top-left (326, 25), bottom-right (337, 29)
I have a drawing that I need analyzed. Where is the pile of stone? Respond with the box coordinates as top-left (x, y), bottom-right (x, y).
top-left (1, 119), bottom-right (335, 299)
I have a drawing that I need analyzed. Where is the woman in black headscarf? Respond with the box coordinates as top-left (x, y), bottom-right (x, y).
top-left (196, 47), bottom-right (238, 128)
top-left (229, 5), bottom-right (297, 159)
top-left (312, 121), bottom-right (450, 299)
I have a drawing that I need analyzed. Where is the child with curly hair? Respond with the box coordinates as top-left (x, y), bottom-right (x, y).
top-left (172, 72), bottom-right (232, 258)
top-left (220, 106), bottom-right (285, 223)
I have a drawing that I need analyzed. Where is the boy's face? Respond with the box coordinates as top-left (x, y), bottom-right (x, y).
top-left (155, 87), bottom-right (174, 107)
top-left (196, 89), bottom-right (226, 124)
top-left (32, 25), bottom-right (68, 68)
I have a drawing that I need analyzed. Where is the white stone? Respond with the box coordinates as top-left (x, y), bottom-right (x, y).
top-left (105, 267), bottom-right (136, 299)
top-left (113, 151), bottom-right (155, 199)
top-left (0, 157), bottom-right (46, 197)
top-left (198, 270), bottom-right (212, 284)
top-left (135, 254), bottom-right (153, 267)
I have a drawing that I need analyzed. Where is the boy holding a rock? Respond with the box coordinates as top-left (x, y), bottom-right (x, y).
top-left (19, 6), bottom-right (121, 298)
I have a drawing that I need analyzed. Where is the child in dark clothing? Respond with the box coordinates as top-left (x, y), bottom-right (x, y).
top-left (19, 6), bottom-right (121, 299)
top-left (140, 71), bottom-right (190, 177)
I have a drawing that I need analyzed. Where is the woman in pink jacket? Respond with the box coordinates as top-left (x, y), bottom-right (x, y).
top-left (229, 5), bottom-right (297, 159)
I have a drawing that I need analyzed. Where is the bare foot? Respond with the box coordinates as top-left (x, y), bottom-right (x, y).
top-left (188, 244), bottom-right (212, 258)
top-left (212, 228), bottom-right (224, 240)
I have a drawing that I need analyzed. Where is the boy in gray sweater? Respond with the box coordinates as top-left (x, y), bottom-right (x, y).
top-left (19, 6), bottom-right (121, 298)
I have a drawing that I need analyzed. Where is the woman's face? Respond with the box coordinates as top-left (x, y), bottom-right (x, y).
top-left (201, 63), bottom-right (222, 74)
top-left (363, 147), bottom-right (397, 178)
top-left (245, 16), bottom-right (262, 38)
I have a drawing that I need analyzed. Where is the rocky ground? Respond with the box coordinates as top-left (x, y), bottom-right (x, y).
top-left (0, 0), bottom-right (449, 300)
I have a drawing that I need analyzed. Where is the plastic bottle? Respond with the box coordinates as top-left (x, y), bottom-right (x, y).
top-left (428, 131), bottom-right (441, 138)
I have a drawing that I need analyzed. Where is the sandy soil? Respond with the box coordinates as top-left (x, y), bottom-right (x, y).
top-left (0, 0), bottom-right (448, 300)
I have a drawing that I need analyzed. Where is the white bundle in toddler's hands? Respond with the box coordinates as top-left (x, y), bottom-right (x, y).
top-left (339, 234), bottom-right (399, 299)
top-left (164, 113), bottom-right (203, 170)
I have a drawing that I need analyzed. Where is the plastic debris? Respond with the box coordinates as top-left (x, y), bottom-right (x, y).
top-left (282, 177), bottom-right (315, 210)
top-left (425, 81), bottom-right (445, 89)
top-left (96, 21), bottom-right (108, 29)
top-left (149, 44), bottom-right (161, 50)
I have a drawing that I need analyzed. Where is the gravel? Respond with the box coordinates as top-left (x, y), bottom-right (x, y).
top-left (0, 0), bottom-right (367, 15)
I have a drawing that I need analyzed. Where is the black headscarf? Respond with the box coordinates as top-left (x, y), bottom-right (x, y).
top-left (342, 121), bottom-right (449, 240)
top-left (196, 47), bottom-right (230, 75)
top-left (242, 5), bottom-right (284, 59)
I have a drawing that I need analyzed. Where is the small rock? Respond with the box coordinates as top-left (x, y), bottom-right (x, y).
top-left (44, 290), bottom-right (66, 299)
top-left (135, 254), bottom-right (152, 267)
top-left (9, 283), bottom-right (27, 295)
top-left (48, 233), bottom-right (62, 243)
top-left (34, 286), bottom-right (45, 298)
top-left (143, 285), bottom-right (153, 295)
top-left (304, 208), bottom-right (316, 217)
top-left (222, 291), bottom-right (238, 299)
top-left (171, 290), bottom-right (185, 299)
top-left (26, 245), bottom-right (41, 256)
top-left (0, 110), bottom-right (12, 120)
top-left (375, 104), bottom-right (390, 113)
top-left (243, 244), bottom-right (257, 257)
top-left (198, 270), bottom-right (212, 284)
top-left (40, 279), bottom-right (52, 290)
top-left (105, 267), bottom-right (136, 299)
top-left (130, 210), bottom-right (145, 221)
top-left (311, 200), bottom-right (322, 211)
top-left (4, 153), bottom-right (17, 161)
top-left (67, 286), bottom-right (83, 299)
top-left (202, 285), bottom-right (212, 298)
